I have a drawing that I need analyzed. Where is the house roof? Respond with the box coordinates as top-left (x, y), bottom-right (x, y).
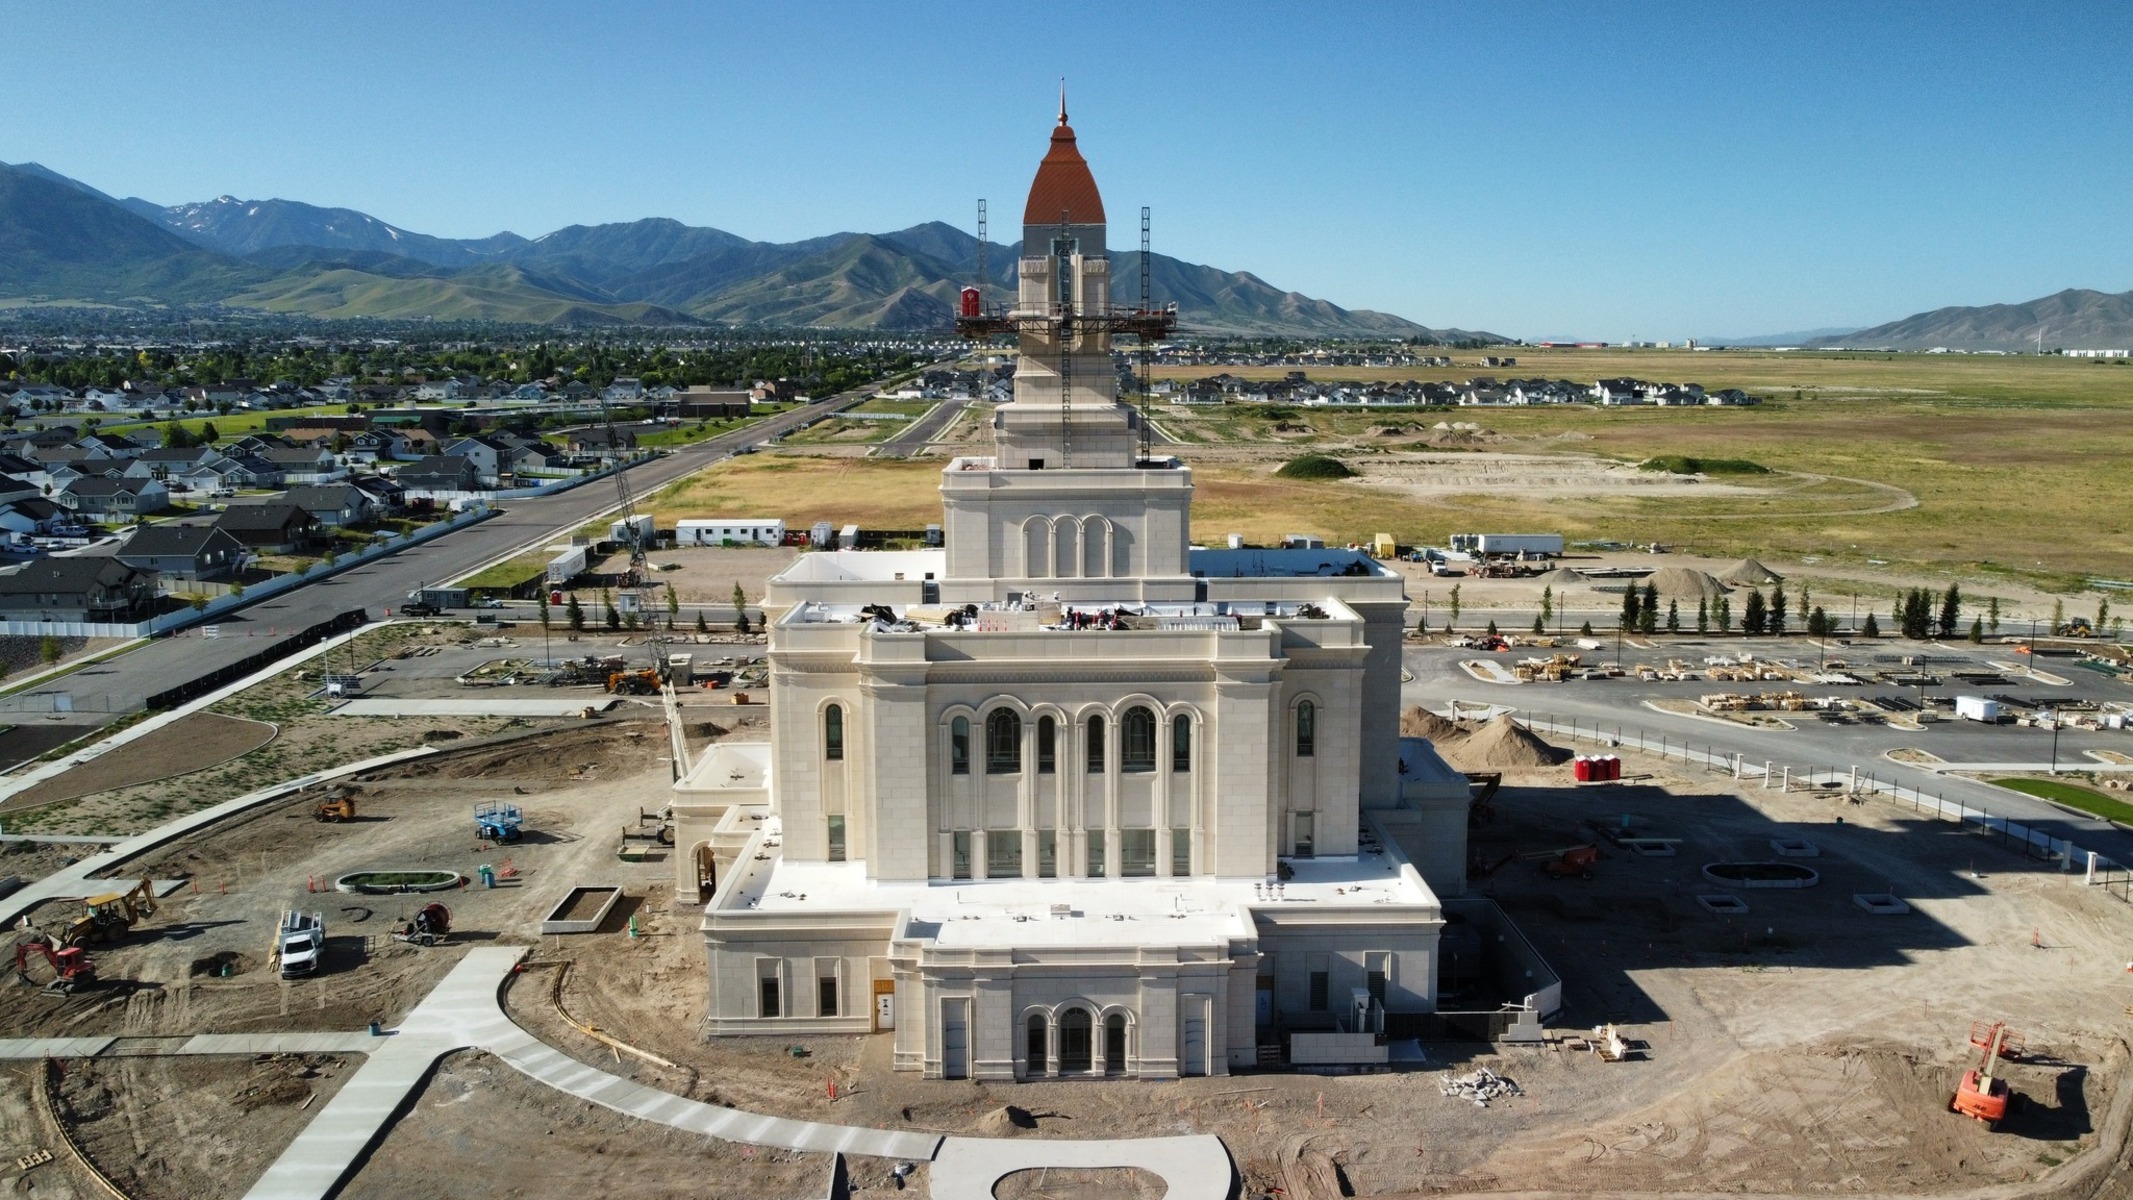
top-left (1023, 104), bottom-right (1105, 227)
top-left (63, 477), bottom-right (157, 497)
top-left (258, 446), bottom-right (331, 465)
top-left (118, 523), bottom-right (243, 559)
top-left (0, 556), bottom-right (149, 596)
top-left (214, 502), bottom-right (314, 532)
top-left (0, 497), bottom-right (63, 521)
top-left (285, 484), bottom-right (365, 509)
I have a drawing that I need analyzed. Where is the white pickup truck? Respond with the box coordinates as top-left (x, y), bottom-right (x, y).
top-left (277, 910), bottom-right (325, 978)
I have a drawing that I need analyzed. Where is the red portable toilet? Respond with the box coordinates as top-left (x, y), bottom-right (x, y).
top-left (959, 287), bottom-right (982, 318)
top-left (1573, 756), bottom-right (1592, 782)
top-left (1605, 755), bottom-right (1623, 780)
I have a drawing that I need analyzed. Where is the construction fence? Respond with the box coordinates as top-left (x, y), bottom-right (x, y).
top-left (1512, 712), bottom-right (2133, 907)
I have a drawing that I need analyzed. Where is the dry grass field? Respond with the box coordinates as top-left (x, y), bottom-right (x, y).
top-left (645, 349), bottom-right (2133, 590)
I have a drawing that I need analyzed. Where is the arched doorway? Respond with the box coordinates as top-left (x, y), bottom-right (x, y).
top-left (1059, 1009), bottom-right (1092, 1072)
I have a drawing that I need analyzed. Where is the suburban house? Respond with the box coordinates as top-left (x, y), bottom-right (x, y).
top-left (0, 497), bottom-right (71, 538)
top-left (174, 456), bottom-right (262, 493)
top-left (0, 557), bottom-right (158, 622)
top-left (125, 446), bottom-right (223, 481)
top-left (57, 477), bottom-right (171, 520)
top-left (257, 446), bottom-right (346, 485)
top-left (566, 427), bottom-right (637, 458)
top-left (442, 437), bottom-right (504, 485)
top-left (674, 387), bottom-right (752, 419)
top-left (349, 475), bottom-right (406, 514)
top-left (112, 523), bottom-right (247, 581)
top-left (396, 455), bottom-right (484, 493)
top-left (213, 503), bottom-right (321, 554)
top-left (284, 484), bottom-right (375, 529)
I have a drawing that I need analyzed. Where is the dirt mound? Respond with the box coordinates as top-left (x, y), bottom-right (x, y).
top-left (1721, 557), bottom-right (1784, 585)
top-left (1536, 567), bottom-right (1588, 585)
top-left (1367, 424), bottom-right (1412, 438)
top-left (1399, 706), bottom-right (1467, 743)
top-left (1646, 566), bottom-right (1731, 599)
top-left (976, 1104), bottom-right (1037, 1136)
top-left (1455, 716), bottom-right (1569, 768)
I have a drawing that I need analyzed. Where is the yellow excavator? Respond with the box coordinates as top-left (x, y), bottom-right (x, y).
top-left (64, 879), bottom-right (159, 948)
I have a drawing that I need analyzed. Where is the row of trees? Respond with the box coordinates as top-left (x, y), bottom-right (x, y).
top-left (536, 582), bottom-right (757, 636)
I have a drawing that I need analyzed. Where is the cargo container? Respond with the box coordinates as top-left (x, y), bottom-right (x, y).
top-left (1462, 533), bottom-right (1564, 557)
top-left (1955, 696), bottom-right (2003, 723)
top-left (546, 545), bottom-right (589, 585)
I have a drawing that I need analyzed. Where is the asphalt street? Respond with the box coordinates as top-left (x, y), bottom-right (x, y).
top-left (2, 385), bottom-right (877, 726)
top-left (1400, 636), bottom-right (2133, 865)
top-left (875, 394), bottom-right (973, 457)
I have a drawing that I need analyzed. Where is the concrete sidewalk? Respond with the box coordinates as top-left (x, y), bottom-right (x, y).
top-left (931, 1134), bottom-right (1233, 1200)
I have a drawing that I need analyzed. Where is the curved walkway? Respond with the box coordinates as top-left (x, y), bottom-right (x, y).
top-left (239, 947), bottom-right (1231, 1200)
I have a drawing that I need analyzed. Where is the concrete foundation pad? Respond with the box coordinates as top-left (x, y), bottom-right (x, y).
top-left (1697, 894), bottom-right (1750, 915)
top-left (1854, 893), bottom-right (1912, 914)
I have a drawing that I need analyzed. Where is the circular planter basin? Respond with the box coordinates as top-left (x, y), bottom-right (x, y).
top-left (1702, 861), bottom-right (1820, 889)
top-left (335, 870), bottom-right (464, 895)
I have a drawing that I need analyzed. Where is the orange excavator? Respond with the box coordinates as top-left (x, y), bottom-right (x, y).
top-left (1953, 1020), bottom-right (2023, 1125)
top-left (13, 936), bottom-right (97, 993)
top-left (1522, 844), bottom-right (1599, 880)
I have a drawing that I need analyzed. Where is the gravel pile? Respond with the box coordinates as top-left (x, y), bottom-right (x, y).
top-left (1440, 1067), bottom-right (1522, 1107)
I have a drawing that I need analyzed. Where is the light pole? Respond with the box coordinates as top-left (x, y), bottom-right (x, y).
top-left (2029, 617), bottom-right (2038, 679)
top-left (2049, 714), bottom-right (2062, 775)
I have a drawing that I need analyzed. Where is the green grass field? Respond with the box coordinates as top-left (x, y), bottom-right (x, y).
top-left (1990, 777), bottom-right (2133, 825)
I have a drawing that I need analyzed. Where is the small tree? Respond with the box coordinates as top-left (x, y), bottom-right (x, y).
top-left (566, 592), bottom-right (585, 632)
top-left (623, 610), bottom-right (640, 631)
top-left (1968, 616), bottom-right (1984, 643)
top-left (665, 585), bottom-right (680, 630)
top-left (1579, 620), bottom-right (1594, 636)
top-left (1768, 586), bottom-right (1787, 637)
top-left (191, 593), bottom-right (209, 613)
top-left (731, 581), bottom-right (748, 624)
top-left (1696, 597), bottom-right (1709, 634)
top-left (736, 610), bottom-right (752, 635)
top-left (604, 598), bottom-right (621, 631)
top-left (2052, 597), bottom-right (2065, 632)
top-left (539, 592), bottom-right (551, 631)
top-left (1987, 595), bottom-right (2001, 635)
top-left (1486, 619), bottom-right (1499, 636)
top-left (1540, 585), bottom-right (1553, 626)
top-left (1448, 583), bottom-right (1461, 629)
top-left (695, 610), bottom-right (709, 635)
top-left (1939, 584), bottom-right (1962, 639)
top-left (2101, 595), bottom-right (2113, 631)
top-left (1638, 595), bottom-right (1657, 635)
top-left (1532, 614), bottom-right (1545, 636)
top-left (40, 636), bottom-right (61, 667)
top-left (1862, 611), bottom-right (1881, 637)
top-left (1743, 589), bottom-right (1768, 635)
top-left (1620, 586), bottom-right (1640, 631)
top-left (1807, 606), bottom-right (1829, 637)
top-left (1716, 595), bottom-right (1731, 633)
top-left (1665, 599), bottom-right (1680, 633)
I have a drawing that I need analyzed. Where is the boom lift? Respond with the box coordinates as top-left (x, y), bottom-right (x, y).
top-left (1953, 1021), bottom-right (2023, 1125)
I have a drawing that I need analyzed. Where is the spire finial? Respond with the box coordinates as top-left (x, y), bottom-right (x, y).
top-left (1059, 78), bottom-right (1068, 125)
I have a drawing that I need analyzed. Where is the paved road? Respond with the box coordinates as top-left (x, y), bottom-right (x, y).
top-left (2, 387), bottom-right (875, 728)
top-left (1402, 639), bottom-right (2133, 864)
top-left (875, 394), bottom-right (973, 457)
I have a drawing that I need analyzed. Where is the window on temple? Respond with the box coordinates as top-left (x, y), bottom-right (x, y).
top-left (987, 830), bottom-right (1023, 878)
top-left (1172, 714), bottom-right (1191, 771)
top-left (950, 716), bottom-right (969, 775)
top-left (1295, 700), bottom-right (1316, 757)
top-left (1120, 828), bottom-right (1156, 876)
top-left (823, 704), bottom-right (843, 760)
top-left (1086, 829), bottom-right (1106, 877)
top-left (1036, 716), bottom-right (1056, 774)
top-left (986, 710), bottom-right (1022, 774)
top-left (826, 815), bottom-right (846, 863)
top-left (1085, 715), bottom-right (1105, 773)
top-left (1121, 706), bottom-right (1156, 772)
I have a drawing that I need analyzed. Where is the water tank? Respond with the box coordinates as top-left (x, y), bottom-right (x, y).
top-left (959, 287), bottom-right (981, 318)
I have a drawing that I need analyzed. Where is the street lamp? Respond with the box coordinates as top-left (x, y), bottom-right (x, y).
top-left (2049, 713), bottom-right (2062, 776)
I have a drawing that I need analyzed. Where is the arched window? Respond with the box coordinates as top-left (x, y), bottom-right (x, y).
top-left (1295, 700), bottom-right (1316, 758)
top-left (1085, 715), bottom-right (1105, 773)
top-left (823, 704), bottom-right (844, 761)
top-left (986, 710), bottom-right (1022, 774)
top-left (1036, 716), bottom-right (1057, 774)
top-left (950, 716), bottom-right (970, 775)
top-left (1121, 706), bottom-right (1157, 772)
top-left (1104, 1013), bottom-right (1127, 1074)
top-left (1171, 714), bottom-right (1191, 771)
top-left (1059, 1009), bottom-right (1093, 1072)
top-left (1026, 1013), bottom-right (1048, 1075)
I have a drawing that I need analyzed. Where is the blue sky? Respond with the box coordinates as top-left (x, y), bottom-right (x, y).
top-left (10, 2), bottom-right (2130, 339)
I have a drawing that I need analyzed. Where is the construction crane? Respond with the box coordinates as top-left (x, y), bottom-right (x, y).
top-left (594, 385), bottom-right (668, 678)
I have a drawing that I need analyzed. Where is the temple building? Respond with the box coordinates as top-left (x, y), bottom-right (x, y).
top-left (671, 105), bottom-right (1471, 1080)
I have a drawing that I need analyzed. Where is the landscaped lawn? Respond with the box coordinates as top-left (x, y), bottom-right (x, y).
top-left (1990, 777), bottom-right (2133, 825)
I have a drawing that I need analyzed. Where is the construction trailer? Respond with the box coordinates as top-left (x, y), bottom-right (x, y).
top-left (546, 545), bottom-right (589, 586)
top-left (609, 514), bottom-right (657, 546)
top-left (1955, 696), bottom-right (2005, 723)
top-left (1452, 533), bottom-right (1565, 557)
top-left (675, 518), bottom-right (785, 547)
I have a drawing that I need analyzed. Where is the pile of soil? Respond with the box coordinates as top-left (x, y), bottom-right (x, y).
top-left (1645, 566), bottom-right (1731, 600)
top-left (1456, 716), bottom-right (1570, 768)
top-left (1721, 557), bottom-right (1784, 585)
top-left (1536, 566), bottom-right (1589, 586)
top-left (1399, 706), bottom-right (1466, 743)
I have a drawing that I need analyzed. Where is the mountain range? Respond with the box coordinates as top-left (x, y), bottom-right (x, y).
top-left (1803, 289), bottom-right (2133, 352)
top-left (0, 161), bottom-right (1493, 338)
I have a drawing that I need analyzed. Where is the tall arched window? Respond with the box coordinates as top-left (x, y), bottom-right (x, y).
top-left (1171, 714), bottom-right (1191, 772)
top-left (823, 704), bottom-right (844, 761)
top-left (1036, 716), bottom-right (1056, 774)
top-left (1296, 700), bottom-right (1316, 757)
top-left (1085, 715), bottom-right (1106, 773)
top-left (986, 710), bottom-right (1022, 773)
top-left (1104, 1013), bottom-right (1128, 1074)
top-left (950, 716), bottom-right (970, 775)
top-left (1121, 706), bottom-right (1157, 773)
top-left (1026, 1013), bottom-right (1048, 1075)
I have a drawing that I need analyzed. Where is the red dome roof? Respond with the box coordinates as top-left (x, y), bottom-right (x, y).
top-left (1023, 115), bottom-right (1105, 228)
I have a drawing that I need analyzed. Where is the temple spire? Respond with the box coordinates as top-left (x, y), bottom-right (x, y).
top-left (1059, 78), bottom-right (1067, 125)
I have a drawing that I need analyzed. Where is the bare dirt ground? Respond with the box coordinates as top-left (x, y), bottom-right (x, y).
top-left (2, 720), bottom-right (678, 1045)
top-left (497, 732), bottom-right (2133, 1200)
top-left (0, 1063), bottom-right (120, 1200)
top-left (55, 1054), bottom-right (355, 1200)
top-left (338, 1051), bottom-right (855, 1200)
top-left (5, 712), bottom-right (277, 811)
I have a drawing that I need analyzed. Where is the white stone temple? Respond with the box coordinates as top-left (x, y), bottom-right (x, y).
top-left (672, 106), bottom-right (1470, 1080)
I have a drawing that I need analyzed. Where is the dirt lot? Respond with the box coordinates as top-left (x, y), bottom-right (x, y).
top-left (5, 712), bottom-right (277, 811)
top-left (499, 735), bottom-right (2133, 1199)
top-left (3, 719), bottom-right (680, 1045)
